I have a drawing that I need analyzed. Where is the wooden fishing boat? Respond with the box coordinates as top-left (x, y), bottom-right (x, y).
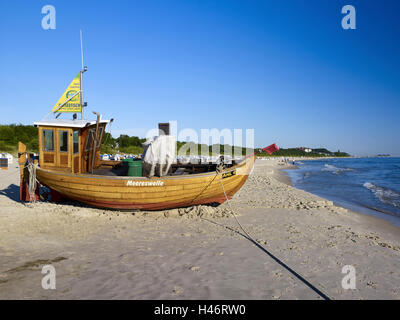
top-left (18, 118), bottom-right (255, 209)
top-left (18, 60), bottom-right (266, 210)
top-left (33, 153), bottom-right (254, 210)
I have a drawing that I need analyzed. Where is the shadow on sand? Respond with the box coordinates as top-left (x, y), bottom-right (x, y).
top-left (0, 184), bottom-right (20, 202)
top-left (0, 183), bottom-right (124, 211)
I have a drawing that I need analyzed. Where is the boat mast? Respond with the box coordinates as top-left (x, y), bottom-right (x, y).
top-left (80, 30), bottom-right (87, 120)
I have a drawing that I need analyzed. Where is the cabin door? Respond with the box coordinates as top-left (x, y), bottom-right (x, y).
top-left (55, 128), bottom-right (72, 171)
top-left (72, 130), bottom-right (80, 173)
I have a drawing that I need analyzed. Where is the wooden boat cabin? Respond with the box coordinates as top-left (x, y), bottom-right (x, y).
top-left (33, 118), bottom-right (110, 174)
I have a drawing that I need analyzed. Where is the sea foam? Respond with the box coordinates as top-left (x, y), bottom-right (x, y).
top-left (322, 164), bottom-right (354, 174)
top-left (363, 182), bottom-right (400, 208)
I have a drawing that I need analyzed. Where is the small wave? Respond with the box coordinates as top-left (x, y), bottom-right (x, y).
top-left (363, 182), bottom-right (400, 208)
top-left (321, 164), bottom-right (354, 174)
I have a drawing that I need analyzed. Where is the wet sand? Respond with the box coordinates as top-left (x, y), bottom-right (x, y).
top-left (0, 159), bottom-right (399, 299)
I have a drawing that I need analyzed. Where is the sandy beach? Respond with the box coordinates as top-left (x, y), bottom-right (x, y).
top-left (0, 159), bottom-right (399, 300)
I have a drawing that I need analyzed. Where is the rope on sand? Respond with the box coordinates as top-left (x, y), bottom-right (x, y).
top-left (214, 166), bottom-right (332, 300)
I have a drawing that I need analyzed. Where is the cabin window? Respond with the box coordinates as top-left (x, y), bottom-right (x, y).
top-left (59, 130), bottom-right (69, 152)
top-left (85, 129), bottom-right (95, 151)
top-left (98, 127), bottom-right (104, 143)
top-left (85, 127), bottom-right (104, 151)
top-left (42, 129), bottom-right (54, 151)
top-left (73, 130), bottom-right (79, 154)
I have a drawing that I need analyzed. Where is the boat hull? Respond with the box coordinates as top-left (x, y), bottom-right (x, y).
top-left (36, 156), bottom-right (254, 210)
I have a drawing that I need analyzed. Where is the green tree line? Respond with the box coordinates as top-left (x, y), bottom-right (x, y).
top-left (0, 124), bottom-right (38, 153)
top-left (256, 148), bottom-right (350, 157)
top-left (0, 124), bottom-right (349, 157)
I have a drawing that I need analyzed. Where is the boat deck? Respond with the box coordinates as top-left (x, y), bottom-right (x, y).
top-left (89, 161), bottom-right (234, 177)
top-left (91, 166), bottom-right (125, 176)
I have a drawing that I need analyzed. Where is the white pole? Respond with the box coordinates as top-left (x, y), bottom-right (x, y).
top-left (80, 30), bottom-right (84, 119)
top-left (80, 30), bottom-right (84, 70)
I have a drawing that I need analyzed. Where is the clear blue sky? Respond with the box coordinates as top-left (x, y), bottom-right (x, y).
top-left (0, 0), bottom-right (399, 156)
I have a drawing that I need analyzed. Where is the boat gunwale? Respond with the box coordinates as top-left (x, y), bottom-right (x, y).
top-left (37, 156), bottom-right (254, 181)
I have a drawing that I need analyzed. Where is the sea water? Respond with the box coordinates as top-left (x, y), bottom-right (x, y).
top-left (285, 157), bottom-right (400, 227)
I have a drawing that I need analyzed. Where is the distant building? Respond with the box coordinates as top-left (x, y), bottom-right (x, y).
top-left (296, 147), bottom-right (312, 153)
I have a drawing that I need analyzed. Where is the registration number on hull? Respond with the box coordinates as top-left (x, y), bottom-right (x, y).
top-left (222, 170), bottom-right (236, 179)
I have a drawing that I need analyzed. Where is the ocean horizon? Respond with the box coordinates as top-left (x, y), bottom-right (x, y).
top-left (285, 157), bottom-right (400, 227)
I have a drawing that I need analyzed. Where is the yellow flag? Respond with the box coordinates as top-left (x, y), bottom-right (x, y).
top-left (51, 72), bottom-right (82, 113)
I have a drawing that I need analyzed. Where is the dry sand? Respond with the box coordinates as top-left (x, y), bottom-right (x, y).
top-left (0, 159), bottom-right (399, 299)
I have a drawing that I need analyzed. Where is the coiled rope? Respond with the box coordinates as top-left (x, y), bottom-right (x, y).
top-left (26, 162), bottom-right (39, 202)
top-left (214, 164), bottom-right (332, 300)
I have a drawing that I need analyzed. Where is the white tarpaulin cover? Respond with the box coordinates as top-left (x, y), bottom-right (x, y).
top-left (142, 135), bottom-right (177, 177)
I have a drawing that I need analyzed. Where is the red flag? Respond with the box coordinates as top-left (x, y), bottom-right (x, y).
top-left (244, 143), bottom-right (280, 159)
top-left (263, 143), bottom-right (279, 155)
